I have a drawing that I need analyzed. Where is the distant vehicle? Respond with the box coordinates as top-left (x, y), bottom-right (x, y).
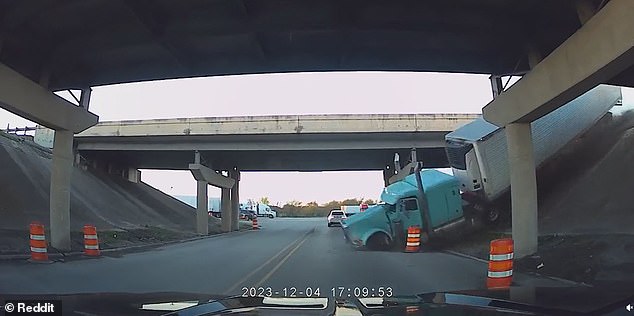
top-left (255, 204), bottom-right (276, 218)
top-left (241, 202), bottom-right (277, 218)
top-left (240, 209), bottom-right (256, 221)
top-left (341, 205), bottom-right (360, 217)
top-left (209, 198), bottom-right (221, 213)
top-left (343, 85), bottom-right (621, 250)
top-left (327, 210), bottom-right (347, 227)
top-left (341, 204), bottom-right (374, 217)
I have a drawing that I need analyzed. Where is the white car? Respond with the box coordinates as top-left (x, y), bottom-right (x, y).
top-left (327, 210), bottom-right (347, 227)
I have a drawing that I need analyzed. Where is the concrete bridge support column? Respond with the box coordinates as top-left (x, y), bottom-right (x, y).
top-left (193, 151), bottom-right (208, 235)
top-left (196, 180), bottom-right (208, 235)
top-left (230, 169), bottom-right (240, 231)
top-left (0, 63), bottom-right (97, 252)
top-left (506, 123), bottom-right (538, 258)
top-left (189, 155), bottom-right (236, 234)
top-left (49, 130), bottom-right (74, 251)
top-left (221, 175), bottom-right (232, 233)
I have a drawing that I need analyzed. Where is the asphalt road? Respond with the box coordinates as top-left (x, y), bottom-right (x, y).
top-left (0, 217), bottom-right (567, 296)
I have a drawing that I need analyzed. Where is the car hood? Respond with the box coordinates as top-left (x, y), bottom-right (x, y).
top-left (3, 285), bottom-right (633, 315)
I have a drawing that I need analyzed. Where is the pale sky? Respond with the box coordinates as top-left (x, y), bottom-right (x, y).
top-left (2, 72), bottom-right (632, 204)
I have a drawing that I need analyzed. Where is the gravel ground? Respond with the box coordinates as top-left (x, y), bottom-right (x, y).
top-left (0, 219), bottom-right (254, 255)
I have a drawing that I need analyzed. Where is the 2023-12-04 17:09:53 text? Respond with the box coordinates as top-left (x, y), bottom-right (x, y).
top-left (241, 286), bottom-right (393, 298)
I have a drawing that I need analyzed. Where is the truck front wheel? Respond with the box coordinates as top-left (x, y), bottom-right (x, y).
top-left (366, 233), bottom-right (392, 251)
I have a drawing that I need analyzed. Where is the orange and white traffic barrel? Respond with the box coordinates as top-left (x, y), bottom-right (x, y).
top-left (486, 238), bottom-right (514, 288)
top-left (252, 217), bottom-right (259, 230)
top-left (83, 225), bottom-right (100, 256)
top-left (404, 226), bottom-right (421, 252)
top-left (29, 222), bottom-right (48, 261)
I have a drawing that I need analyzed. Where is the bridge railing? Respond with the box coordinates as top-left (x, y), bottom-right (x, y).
top-left (1, 125), bottom-right (38, 136)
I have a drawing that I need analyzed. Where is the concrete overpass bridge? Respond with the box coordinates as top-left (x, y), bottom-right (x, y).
top-left (69, 113), bottom-right (478, 235)
top-left (0, 0), bottom-right (632, 256)
top-left (74, 113), bottom-right (478, 172)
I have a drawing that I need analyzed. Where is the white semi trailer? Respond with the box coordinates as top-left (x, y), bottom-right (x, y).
top-left (445, 84), bottom-right (622, 208)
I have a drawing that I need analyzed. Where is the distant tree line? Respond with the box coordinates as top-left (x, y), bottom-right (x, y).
top-left (274, 198), bottom-right (376, 217)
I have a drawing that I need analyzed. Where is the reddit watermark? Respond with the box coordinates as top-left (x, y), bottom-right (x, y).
top-left (2, 301), bottom-right (61, 315)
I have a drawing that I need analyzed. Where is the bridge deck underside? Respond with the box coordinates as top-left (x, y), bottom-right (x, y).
top-left (76, 132), bottom-right (450, 171)
top-left (80, 147), bottom-right (448, 171)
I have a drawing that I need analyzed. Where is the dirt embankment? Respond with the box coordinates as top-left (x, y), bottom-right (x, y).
top-left (539, 110), bottom-right (634, 234)
top-left (449, 109), bottom-right (634, 284)
top-left (0, 132), bottom-right (250, 254)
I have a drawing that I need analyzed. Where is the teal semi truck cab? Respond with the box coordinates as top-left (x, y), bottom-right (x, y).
top-left (342, 166), bottom-right (472, 250)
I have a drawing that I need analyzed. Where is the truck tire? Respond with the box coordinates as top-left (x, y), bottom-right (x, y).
top-left (485, 207), bottom-right (500, 225)
top-left (366, 233), bottom-right (391, 251)
top-left (469, 203), bottom-right (500, 226)
top-left (268, 214), bottom-right (274, 219)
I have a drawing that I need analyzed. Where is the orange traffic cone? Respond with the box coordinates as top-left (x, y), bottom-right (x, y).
top-left (486, 238), bottom-right (514, 288)
top-left (404, 226), bottom-right (421, 252)
top-left (29, 222), bottom-right (49, 262)
top-left (252, 217), bottom-right (259, 230)
top-left (83, 225), bottom-right (100, 256)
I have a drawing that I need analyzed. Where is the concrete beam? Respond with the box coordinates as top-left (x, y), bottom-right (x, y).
top-left (490, 76), bottom-right (503, 97)
top-left (79, 87), bottom-right (92, 110)
top-left (0, 63), bottom-right (99, 133)
top-left (77, 114), bottom-right (479, 137)
top-left (506, 123), bottom-right (538, 258)
top-left (49, 130), bottom-right (73, 251)
top-left (526, 44), bottom-right (543, 69)
top-left (188, 163), bottom-right (235, 189)
top-left (126, 168), bottom-right (141, 183)
top-left (230, 170), bottom-right (240, 231)
top-left (576, 0), bottom-right (597, 25)
top-left (483, 0), bottom-right (634, 126)
top-left (196, 180), bottom-right (209, 235)
top-left (76, 134), bottom-right (447, 151)
top-left (221, 186), bottom-right (232, 233)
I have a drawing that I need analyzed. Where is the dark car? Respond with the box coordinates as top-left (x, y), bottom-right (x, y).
top-left (240, 209), bottom-right (256, 220)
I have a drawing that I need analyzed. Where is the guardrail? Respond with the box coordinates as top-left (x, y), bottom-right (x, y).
top-left (2, 125), bottom-right (38, 136)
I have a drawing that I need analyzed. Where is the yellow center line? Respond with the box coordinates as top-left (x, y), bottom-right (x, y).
top-left (253, 228), bottom-right (313, 288)
top-left (223, 231), bottom-right (308, 295)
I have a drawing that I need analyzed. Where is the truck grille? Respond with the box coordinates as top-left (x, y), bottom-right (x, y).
top-left (445, 140), bottom-right (473, 170)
